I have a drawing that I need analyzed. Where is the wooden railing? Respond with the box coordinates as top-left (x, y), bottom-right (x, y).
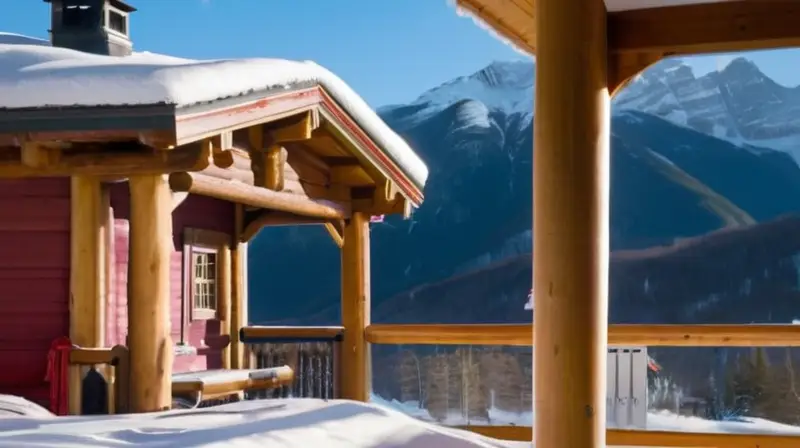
top-left (365, 323), bottom-right (800, 347)
top-left (240, 326), bottom-right (343, 399)
top-left (68, 345), bottom-right (130, 415)
top-left (366, 323), bottom-right (800, 447)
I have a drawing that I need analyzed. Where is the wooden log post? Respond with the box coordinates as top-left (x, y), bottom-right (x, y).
top-left (218, 242), bottom-right (232, 369)
top-left (230, 205), bottom-right (246, 369)
top-left (69, 176), bottom-right (109, 415)
top-left (340, 211), bottom-right (370, 401)
top-left (127, 174), bottom-right (174, 413)
top-left (533, 0), bottom-right (610, 446)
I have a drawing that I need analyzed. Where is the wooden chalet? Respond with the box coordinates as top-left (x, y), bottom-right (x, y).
top-left (444, 0), bottom-right (800, 447)
top-left (0, 0), bottom-right (426, 415)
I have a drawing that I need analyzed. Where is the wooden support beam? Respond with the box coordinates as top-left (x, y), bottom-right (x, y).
top-left (68, 176), bottom-right (109, 415)
top-left (22, 142), bottom-right (60, 168)
top-left (608, 52), bottom-right (664, 97)
top-left (330, 165), bottom-right (375, 187)
top-left (609, 1), bottom-right (800, 56)
top-left (264, 145), bottom-right (285, 191)
top-left (240, 210), bottom-right (329, 242)
top-left (534, 0), bottom-right (609, 446)
top-left (127, 174), bottom-right (173, 413)
top-left (266, 110), bottom-right (320, 143)
top-left (230, 204), bottom-right (246, 369)
top-left (340, 212), bottom-right (370, 401)
top-left (0, 143), bottom-right (212, 178)
top-left (218, 240), bottom-right (232, 369)
top-left (324, 221), bottom-right (344, 248)
top-left (211, 133), bottom-right (235, 168)
top-left (169, 172), bottom-right (350, 220)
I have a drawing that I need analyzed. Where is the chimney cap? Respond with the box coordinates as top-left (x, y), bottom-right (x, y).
top-left (42, 0), bottom-right (137, 13)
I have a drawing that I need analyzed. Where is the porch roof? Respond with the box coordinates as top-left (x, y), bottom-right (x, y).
top-left (453, 0), bottom-right (800, 58)
top-left (0, 41), bottom-right (427, 207)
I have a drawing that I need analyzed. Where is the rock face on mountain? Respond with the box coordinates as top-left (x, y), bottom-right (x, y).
top-left (249, 57), bottom-right (800, 328)
top-left (616, 57), bottom-right (800, 162)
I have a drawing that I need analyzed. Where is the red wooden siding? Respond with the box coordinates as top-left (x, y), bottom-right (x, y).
top-left (107, 219), bottom-right (128, 347)
top-left (109, 184), bottom-right (234, 373)
top-left (0, 178), bottom-right (70, 406)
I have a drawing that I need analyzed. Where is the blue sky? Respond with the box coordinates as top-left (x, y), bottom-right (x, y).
top-left (1, 0), bottom-right (798, 107)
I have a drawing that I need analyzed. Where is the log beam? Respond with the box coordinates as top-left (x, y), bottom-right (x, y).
top-left (609, 0), bottom-right (800, 56)
top-left (324, 221), bottom-right (344, 248)
top-left (169, 172), bottom-right (350, 220)
top-left (0, 143), bottom-right (212, 178)
top-left (68, 176), bottom-right (109, 415)
top-left (266, 110), bottom-right (319, 143)
top-left (240, 210), bottom-right (329, 242)
top-left (127, 174), bottom-right (173, 413)
top-left (340, 211), bottom-right (371, 401)
top-left (264, 145), bottom-right (285, 191)
top-left (534, 0), bottom-right (609, 446)
top-left (218, 240), bottom-right (232, 369)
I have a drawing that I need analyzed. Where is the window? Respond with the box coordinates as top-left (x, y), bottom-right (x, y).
top-left (184, 228), bottom-right (231, 322)
top-left (191, 248), bottom-right (217, 319)
top-left (107, 9), bottom-right (127, 35)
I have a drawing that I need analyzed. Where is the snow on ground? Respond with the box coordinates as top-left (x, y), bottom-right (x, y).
top-left (372, 394), bottom-right (800, 438)
top-left (0, 394), bottom-right (799, 447)
top-left (0, 398), bottom-right (527, 448)
top-left (0, 37), bottom-right (428, 189)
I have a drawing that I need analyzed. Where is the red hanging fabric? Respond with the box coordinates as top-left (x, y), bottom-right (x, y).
top-left (45, 336), bottom-right (72, 416)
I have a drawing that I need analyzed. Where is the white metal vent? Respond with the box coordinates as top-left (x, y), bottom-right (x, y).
top-left (607, 346), bottom-right (648, 429)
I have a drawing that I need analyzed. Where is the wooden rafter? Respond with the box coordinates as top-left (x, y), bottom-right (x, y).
top-left (249, 111), bottom-right (321, 191)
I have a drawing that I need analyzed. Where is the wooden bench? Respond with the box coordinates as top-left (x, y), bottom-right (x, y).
top-left (171, 366), bottom-right (294, 408)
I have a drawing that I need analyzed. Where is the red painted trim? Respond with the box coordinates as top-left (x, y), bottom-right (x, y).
top-left (176, 87), bottom-right (424, 206)
top-left (316, 88), bottom-right (424, 205)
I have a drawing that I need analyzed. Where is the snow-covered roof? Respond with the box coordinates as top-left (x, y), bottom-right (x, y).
top-left (0, 33), bottom-right (50, 47)
top-left (0, 41), bottom-right (428, 193)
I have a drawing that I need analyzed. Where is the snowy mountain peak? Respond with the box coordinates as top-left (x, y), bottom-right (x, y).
top-left (410, 60), bottom-right (535, 118)
top-left (720, 56), bottom-right (761, 76)
top-left (470, 60), bottom-right (534, 89)
top-left (383, 53), bottom-right (800, 164)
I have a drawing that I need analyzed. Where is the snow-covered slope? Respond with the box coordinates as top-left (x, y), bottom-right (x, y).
top-left (388, 56), bottom-right (800, 165)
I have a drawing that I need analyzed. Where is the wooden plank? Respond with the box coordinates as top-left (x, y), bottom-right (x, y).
top-left (534, 0), bottom-right (609, 445)
top-left (609, 0), bottom-right (800, 56)
top-left (127, 174), bottom-right (173, 412)
top-left (340, 212), bottom-right (370, 401)
top-left (365, 324), bottom-right (800, 347)
top-left (170, 172), bottom-right (350, 220)
top-left (68, 176), bottom-right (109, 415)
